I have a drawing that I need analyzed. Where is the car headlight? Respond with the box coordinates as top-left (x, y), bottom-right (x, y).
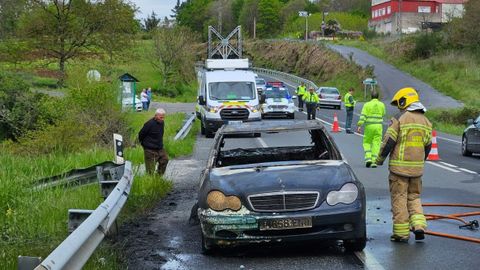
top-left (250, 105), bottom-right (260, 113)
top-left (207, 190), bottom-right (242, 211)
top-left (208, 106), bottom-right (219, 113)
top-left (326, 183), bottom-right (358, 206)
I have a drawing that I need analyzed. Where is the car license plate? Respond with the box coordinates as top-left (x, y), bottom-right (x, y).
top-left (228, 121), bottom-right (242, 125)
top-left (259, 217), bottom-right (312, 231)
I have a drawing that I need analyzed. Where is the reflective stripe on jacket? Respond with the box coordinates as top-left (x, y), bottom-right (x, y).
top-left (303, 92), bottom-right (319, 103)
top-left (357, 99), bottom-right (386, 126)
top-left (344, 92), bottom-right (355, 108)
top-left (296, 85), bottom-right (306, 95)
top-left (378, 111), bottom-right (432, 177)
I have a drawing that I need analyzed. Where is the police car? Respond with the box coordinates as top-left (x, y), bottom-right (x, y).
top-left (260, 82), bottom-right (296, 119)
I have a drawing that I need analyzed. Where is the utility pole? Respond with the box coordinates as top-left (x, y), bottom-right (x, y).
top-left (253, 16), bottom-right (256, 39)
top-left (305, 14), bottom-right (309, 41)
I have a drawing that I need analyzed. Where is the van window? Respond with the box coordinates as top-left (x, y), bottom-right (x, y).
top-left (209, 82), bottom-right (255, 100)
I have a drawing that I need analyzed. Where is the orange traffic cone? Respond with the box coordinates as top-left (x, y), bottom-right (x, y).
top-left (427, 130), bottom-right (440, 161)
top-left (332, 112), bottom-right (340, 133)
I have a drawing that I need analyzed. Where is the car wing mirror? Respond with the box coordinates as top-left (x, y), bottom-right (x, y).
top-left (467, 119), bottom-right (474, 126)
top-left (198, 95), bottom-right (206, 105)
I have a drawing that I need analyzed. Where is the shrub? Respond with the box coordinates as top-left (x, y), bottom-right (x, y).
top-left (410, 33), bottom-right (442, 60)
top-left (0, 72), bottom-right (58, 141)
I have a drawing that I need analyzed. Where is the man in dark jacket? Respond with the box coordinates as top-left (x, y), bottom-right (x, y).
top-left (139, 108), bottom-right (168, 175)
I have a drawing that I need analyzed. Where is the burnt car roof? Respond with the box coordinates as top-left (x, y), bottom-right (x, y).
top-left (219, 120), bottom-right (327, 134)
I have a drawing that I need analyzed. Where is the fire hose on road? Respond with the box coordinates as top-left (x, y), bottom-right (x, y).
top-left (423, 203), bottom-right (480, 244)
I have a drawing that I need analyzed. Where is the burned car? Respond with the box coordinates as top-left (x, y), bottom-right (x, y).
top-left (196, 120), bottom-right (366, 254)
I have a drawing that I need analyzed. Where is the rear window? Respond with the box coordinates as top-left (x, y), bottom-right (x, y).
top-left (319, 88), bottom-right (339, 94)
top-left (256, 78), bottom-right (266, 85)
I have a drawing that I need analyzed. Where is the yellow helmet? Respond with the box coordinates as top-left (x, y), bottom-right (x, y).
top-left (391, 87), bottom-right (419, 109)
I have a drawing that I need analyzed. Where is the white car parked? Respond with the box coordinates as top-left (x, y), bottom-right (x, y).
top-left (122, 95), bottom-right (143, 111)
top-left (261, 86), bottom-right (295, 119)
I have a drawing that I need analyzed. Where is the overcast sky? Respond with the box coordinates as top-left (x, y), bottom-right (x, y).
top-left (133, 0), bottom-right (182, 20)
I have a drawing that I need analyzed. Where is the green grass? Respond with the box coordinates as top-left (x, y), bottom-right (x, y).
top-left (0, 111), bottom-right (199, 269)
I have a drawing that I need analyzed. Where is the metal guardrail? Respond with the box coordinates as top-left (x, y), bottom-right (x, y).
top-left (174, 113), bottom-right (196, 141)
top-left (30, 161), bottom-right (133, 270)
top-left (252, 67), bottom-right (318, 90)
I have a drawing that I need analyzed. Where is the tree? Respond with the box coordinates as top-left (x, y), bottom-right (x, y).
top-left (176, 0), bottom-right (213, 34)
top-left (143, 11), bottom-right (161, 31)
top-left (0, 0), bottom-right (27, 37)
top-left (96, 0), bottom-right (138, 63)
top-left (281, 0), bottom-right (307, 24)
top-left (151, 26), bottom-right (198, 89)
top-left (232, 0), bottom-right (245, 24)
top-left (19, 0), bottom-right (103, 86)
top-left (207, 0), bottom-right (236, 35)
top-left (239, 0), bottom-right (259, 37)
top-left (445, 0), bottom-right (480, 50)
top-left (171, 0), bottom-right (181, 19)
top-left (256, 0), bottom-right (282, 38)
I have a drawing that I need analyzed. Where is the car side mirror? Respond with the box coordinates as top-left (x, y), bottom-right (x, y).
top-left (467, 119), bottom-right (474, 126)
top-left (198, 95), bottom-right (206, 106)
top-left (260, 94), bottom-right (266, 104)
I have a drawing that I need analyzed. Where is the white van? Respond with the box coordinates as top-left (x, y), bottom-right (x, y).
top-left (197, 59), bottom-right (261, 138)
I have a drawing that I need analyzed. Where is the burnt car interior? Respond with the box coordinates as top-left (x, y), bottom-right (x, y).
top-left (216, 129), bottom-right (340, 167)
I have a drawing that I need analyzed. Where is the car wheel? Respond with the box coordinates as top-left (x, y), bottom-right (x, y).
top-left (344, 235), bottom-right (367, 252)
top-left (462, 135), bottom-right (472, 156)
top-left (200, 120), bottom-right (206, 135)
top-left (205, 128), bottom-right (215, 138)
top-left (201, 234), bottom-right (216, 255)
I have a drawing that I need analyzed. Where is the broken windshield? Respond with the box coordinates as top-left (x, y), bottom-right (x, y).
top-left (209, 82), bottom-right (255, 100)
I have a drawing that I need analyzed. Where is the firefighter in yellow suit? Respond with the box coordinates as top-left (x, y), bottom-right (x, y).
top-left (376, 87), bottom-right (432, 242)
top-left (356, 91), bottom-right (386, 168)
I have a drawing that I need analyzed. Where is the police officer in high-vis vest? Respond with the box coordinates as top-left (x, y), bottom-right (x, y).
top-left (376, 87), bottom-right (432, 243)
top-left (344, 88), bottom-right (356, 134)
top-left (357, 91), bottom-right (386, 168)
top-left (303, 87), bottom-right (320, 120)
top-left (296, 82), bottom-right (307, 111)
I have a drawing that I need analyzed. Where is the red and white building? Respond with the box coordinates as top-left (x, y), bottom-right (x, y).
top-left (369, 0), bottom-right (468, 34)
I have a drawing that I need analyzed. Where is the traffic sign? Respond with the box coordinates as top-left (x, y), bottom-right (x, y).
top-left (299, 11), bottom-right (309, 17)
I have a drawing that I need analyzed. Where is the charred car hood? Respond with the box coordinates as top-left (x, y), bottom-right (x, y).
top-left (207, 161), bottom-right (354, 197)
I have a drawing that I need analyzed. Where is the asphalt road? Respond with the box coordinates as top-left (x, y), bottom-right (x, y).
top-left (326, 44), bottom-right (463, 110)
top-left (120, 108), bottom-right (480, 269)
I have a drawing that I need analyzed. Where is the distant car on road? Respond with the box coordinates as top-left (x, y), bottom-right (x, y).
top-left (462, 115), bottom-right (480, 156)
top-left (255, 77), bottom-right (267, 95)
top-left (122, 95), bottom-right (142, 112)
top-left (316, 87), bottom-right (341, 110)
top-left (196, 120), bottom-right (366, 254)
top-left (261, 86), bottom-right (295, 119)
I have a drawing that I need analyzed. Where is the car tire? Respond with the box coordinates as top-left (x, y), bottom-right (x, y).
top-left (462, 135), bottom-right (473, 156)
top-left (205, 128), bottom-right (215, 138)
top-left (200, 120), bottom-right (206, 135)
top-left (344, 235), bottom-right (367, 252)
top-left (201, 234), bottom-right (216, 255)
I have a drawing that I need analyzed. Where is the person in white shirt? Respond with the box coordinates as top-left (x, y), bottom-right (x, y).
top-left (140, 89), bottom-right (149, 111)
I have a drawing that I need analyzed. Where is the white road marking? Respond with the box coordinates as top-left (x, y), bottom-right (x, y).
top-left (439, 161), bottom-right (458, 168)
top-left (256, 137), bottom-right (268, 148)
top-left (354, 250), bottom-right (386, 270)
top-left (426, 161), bottom-right (460, 173)
top-left (437, 136), bottom-right (461, 144)
top-left (458, 168), bottom-right (478, 174)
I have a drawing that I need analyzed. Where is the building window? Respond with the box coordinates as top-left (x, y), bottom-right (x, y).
top-left (387, 6), bottom-right (391, 14)
top-left (381, 8), bottom-right (386, 16)
top-left (418, 6), bottom-right (431, 13)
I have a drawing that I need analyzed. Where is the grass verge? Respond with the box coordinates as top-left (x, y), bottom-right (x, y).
top-left (0, 112), bottom-right (198, 269)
